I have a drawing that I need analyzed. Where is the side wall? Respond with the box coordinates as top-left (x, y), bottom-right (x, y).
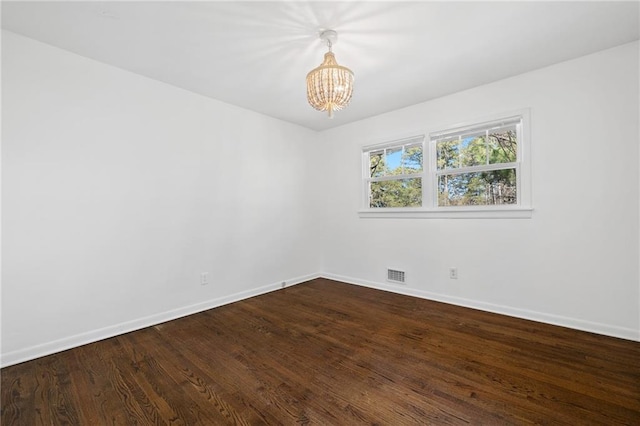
top-left (319, 41), bottom-right (640, 340)
top-left (1, 31), bottom-right (322, 366)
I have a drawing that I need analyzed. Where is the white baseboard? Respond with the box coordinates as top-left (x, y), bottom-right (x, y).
top-left (320, 272), bottom-right (640, 342)
top-left (0, 272), bottom-right (320, 368)
top-left (3, 271), bottom-right (637, 367)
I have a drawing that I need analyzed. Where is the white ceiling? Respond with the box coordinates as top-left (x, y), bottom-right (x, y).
top-left (2, 1), bottom-right (639, 131)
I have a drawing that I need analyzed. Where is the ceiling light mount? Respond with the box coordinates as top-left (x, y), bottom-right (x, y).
top-left (306, 29), bottom-right (354, 119)
top-left (319, 30), bottom-right (338, 49)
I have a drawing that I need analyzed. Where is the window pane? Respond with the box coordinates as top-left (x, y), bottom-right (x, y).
top-left (438, 169), bottom-right (517, 206)
top-left (460, 134), bottom-right (487, 167)
top-left (370, 150), bottom-right (385, 178)
top-left (488, 126), bottom-right (517, 164)
top-left (385, 147), bottom-right (402, 175)
top-left (370, 178), bottom-right (422, 208)
top-left (436, 138), bottom-right (459, 170)
top-left (402, 143), bottom-right (423, 174)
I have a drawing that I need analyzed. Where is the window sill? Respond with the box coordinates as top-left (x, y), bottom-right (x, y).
top-left (358, 207), bottom-right (533, 219)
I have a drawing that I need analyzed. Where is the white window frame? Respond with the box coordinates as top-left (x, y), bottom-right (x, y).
top-left (359, 109), bottom-right (532, 219)
top-left (362, 135), bottom-right (426, 210)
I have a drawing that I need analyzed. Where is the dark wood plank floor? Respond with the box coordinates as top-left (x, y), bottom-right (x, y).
top-left (2, 278), bottom-right (639, 425)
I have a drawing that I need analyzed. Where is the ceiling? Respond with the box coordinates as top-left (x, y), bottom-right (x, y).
top-left (2, 1), bottom-right (639, 131)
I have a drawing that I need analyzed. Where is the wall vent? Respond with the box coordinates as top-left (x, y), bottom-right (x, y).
top-left (387, 268), bottom-right (406, 284)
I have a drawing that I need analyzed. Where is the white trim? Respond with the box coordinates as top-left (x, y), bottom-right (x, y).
top-left (435, 162), bottom-right (518, 176)
top-left (431, 115), bottom-right (522, 140)
top-left (367, 174), bottom-right (423, 183)
top-left (362, 134), bottom-right (425, 152)
top-left (3, 271), bottom-right (637, 367)
top-left (427, 108), bottom-right (531, 140)
top-left (358, 207), bottom-right (533, 219)
top-left (321, 272), bottom-right (640, 342)
top-left (360, 109), bottom-right (532, 215)
top-left (0, 272), bottom-right (320, 368)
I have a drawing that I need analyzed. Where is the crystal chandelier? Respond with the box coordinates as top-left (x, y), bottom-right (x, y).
top-left (306, 30), bottom-right (354, 118)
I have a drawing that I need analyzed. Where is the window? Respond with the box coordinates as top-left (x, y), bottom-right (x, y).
top-left (434, 117), bottom-right (519, 207)
top-left (361, 111), bottom-right (531, 218)
top-left (365, 136), bottom-right (424, 208)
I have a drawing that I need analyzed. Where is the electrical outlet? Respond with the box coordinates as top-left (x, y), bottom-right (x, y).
top-left (200, 272), bottom-right (209, 285)
top-left (449, 268), bottom-right (458, 280)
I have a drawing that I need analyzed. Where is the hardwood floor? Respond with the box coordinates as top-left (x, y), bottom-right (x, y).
top-left (2, 278), bottom-right (639, 425)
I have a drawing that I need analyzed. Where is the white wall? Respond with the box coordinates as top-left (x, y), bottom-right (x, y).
top-left (2, 32), bottom-right (638, 367)
top-left (319, 41), bottom-right (640, 341)
top-left (1, 31), bottom-right (322, 365)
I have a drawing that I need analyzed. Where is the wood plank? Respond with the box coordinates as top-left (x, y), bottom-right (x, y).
top-left (2, 278), bottom-right (639, 425)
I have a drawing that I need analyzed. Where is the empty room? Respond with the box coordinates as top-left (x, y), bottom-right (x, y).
top-left (2, 1), bottom-right (639, 424)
